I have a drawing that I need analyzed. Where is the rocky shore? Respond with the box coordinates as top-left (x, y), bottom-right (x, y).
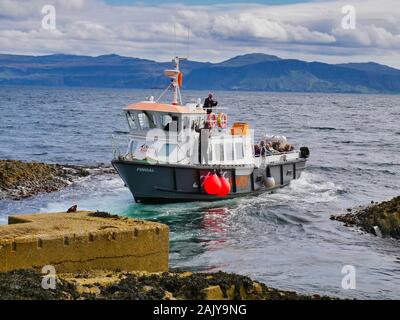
top-left (0, 210), bottom-right (334, 300)
top-left (0, 269), bottom-right (332, 300)
top-left (0, 160), bottom-right (115, 200)
top-left (331, 196), bottom-right (400, 239)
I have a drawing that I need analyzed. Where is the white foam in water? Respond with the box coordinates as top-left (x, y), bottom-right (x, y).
top-left (234, 172), bottom-right (342, 211)
top-left (39, 174), bottom-right (131, 214)
top-left (281, 171), bottom-right (344, 203)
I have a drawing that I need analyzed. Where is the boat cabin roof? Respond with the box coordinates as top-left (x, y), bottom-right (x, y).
top-left (124, 102), bottom-right (206, 115)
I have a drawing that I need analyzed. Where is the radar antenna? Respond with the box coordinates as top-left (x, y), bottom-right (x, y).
top-left (157, 56), bottom-right (186, 105)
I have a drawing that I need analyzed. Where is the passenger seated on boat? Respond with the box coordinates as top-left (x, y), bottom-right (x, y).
top-left (203, 93), bottom-right (218, 114)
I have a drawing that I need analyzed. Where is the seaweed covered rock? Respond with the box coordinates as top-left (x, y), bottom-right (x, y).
top-left (0, 269), bottom-right (333, 300)
top-left (331, 196), bottom-right (400, 239)
top-left (0, 269), bottom-right (78, 300)
top-left (0, 160), bottom-right (115, 200)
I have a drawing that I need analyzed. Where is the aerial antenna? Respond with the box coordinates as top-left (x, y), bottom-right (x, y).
top-left (187, 25), bottom-right (190, 60)
top-left (174, 23), bottom-right (177, 57)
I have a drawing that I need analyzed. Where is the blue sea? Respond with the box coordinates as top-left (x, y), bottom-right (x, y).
top-left (0, 86), bottom-right (399, 299)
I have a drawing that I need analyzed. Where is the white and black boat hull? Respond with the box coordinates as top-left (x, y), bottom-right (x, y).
top-left (112, 158), bottom-right (307, 204)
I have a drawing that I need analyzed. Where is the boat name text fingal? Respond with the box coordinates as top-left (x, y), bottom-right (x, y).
top-left (137, 168), bottom-right (155, 173)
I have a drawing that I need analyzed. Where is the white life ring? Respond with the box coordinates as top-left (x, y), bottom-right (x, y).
top-left (217, 113), bottom-right (228, 129)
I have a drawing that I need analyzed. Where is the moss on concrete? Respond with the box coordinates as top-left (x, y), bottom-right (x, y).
top-left (331, 196), bottom-right (400, 239)
top-left (0, 269), bottom-right (334, 300)
top-left (0, 211), bottom-right (169, 273)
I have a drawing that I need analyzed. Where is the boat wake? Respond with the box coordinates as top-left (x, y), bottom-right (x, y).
top-left (280, 171), bottom-right (344, 203)
top-left (233, 171), bottom-right (343, 212)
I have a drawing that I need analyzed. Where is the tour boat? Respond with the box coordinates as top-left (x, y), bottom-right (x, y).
top-left (112, 57), bottom-right (310, 204)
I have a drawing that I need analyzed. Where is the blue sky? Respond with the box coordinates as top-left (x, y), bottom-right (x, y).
top-left (0, 0), bottom-right (399, 67)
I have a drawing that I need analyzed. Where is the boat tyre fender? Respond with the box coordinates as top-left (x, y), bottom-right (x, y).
top-left (264, 166), bottom-right (276, 189)
top-left (300, 146), bottom-right (310, 158)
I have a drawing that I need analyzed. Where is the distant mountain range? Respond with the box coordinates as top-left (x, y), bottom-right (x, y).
top-left (1, 53), bottom-right (399, 93)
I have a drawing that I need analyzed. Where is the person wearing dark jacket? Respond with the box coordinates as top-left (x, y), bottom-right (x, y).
top-left (203, 93), bottom-right (218, 114)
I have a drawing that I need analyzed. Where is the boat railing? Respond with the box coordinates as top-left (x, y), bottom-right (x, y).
top-left (111, 134), bottom-right (122, 159)
top-left (124, 131), bottom-right (193, 143)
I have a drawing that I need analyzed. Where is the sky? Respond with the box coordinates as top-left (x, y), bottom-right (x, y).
top-left (0, 0), bottom-right (399, 67)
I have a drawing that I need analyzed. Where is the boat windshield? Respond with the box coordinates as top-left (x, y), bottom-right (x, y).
top-left (138, 112), bottom-right (157, 129)
top-left (126, 112), bottom-right (137, 130)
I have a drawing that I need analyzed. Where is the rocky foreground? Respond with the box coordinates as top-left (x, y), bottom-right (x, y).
top-left (0, 269), bottom-right (332, 300)
top-left (331, 196), bottom-right (400, 239)
top-left (0, 160), bottom-right (115, 200)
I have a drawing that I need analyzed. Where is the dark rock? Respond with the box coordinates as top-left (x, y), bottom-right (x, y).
top-left (0, 269), bottom-right (337, 300)
top-left (331, 196), bottom-right (400, 239)
top-left (88, 211), bottom-right (120, 219)
top-left (0, 269), bottom-right (78, 300)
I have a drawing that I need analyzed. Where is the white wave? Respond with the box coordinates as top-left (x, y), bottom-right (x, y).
top-left (39, 174), bottom-right (130, 214)
top-left (230, 172), bottom-right (342, 215)
top-left (282, 171), bottom-right (343, 203)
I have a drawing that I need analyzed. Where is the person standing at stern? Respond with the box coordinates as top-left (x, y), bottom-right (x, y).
top-left (203, 93), bottom-right (218, 114)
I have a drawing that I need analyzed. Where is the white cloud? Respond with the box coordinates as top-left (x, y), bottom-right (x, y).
top-left (0, 0), bottom-right (399, 67)
top-left (333, 24), bottom-right (400, 48)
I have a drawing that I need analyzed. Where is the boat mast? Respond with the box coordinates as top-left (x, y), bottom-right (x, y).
top-left (172, 56), bottom-right (186, 105)
top-left (172, 57), bottom-right (180, 105)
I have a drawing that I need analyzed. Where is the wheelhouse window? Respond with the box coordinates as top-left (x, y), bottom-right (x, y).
top-left (161, 114), bottom-right (172, 127)
top-left (209, 142), bottom-right (224, 163)
top-left (225, 142), bottom-right (234, 161)
top-left (162, 114), bottom-right (179, 132)
top-left (138, 112), bottom-right (150, 129)
top-left (220, 144), bottom-right (225, 162)
top-left (235, 142), bottom-right (244, 160)
top-left (126, 112), bottom-right (138, 130)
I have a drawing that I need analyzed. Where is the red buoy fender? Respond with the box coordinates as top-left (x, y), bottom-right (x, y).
top-left (217, 176), bottom-right (231, 196)
top-left (203, 173), bottom-right (222, 195)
